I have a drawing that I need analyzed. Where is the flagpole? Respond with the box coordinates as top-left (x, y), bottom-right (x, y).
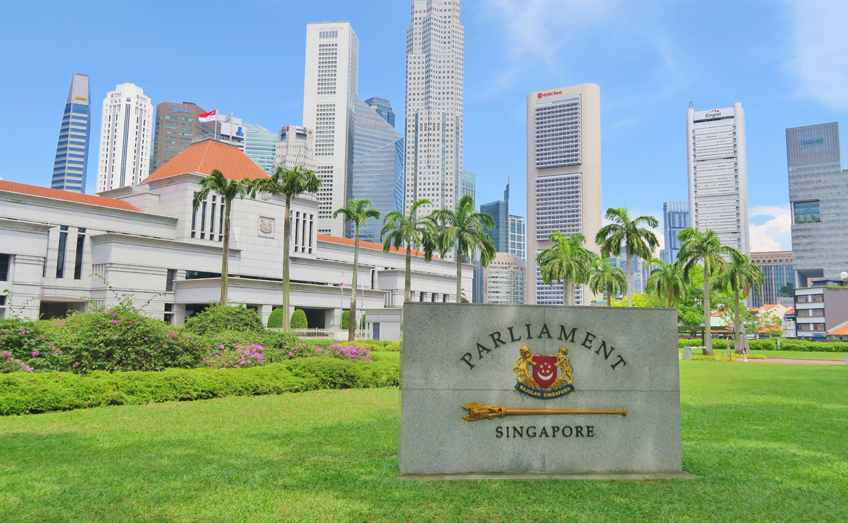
top-left (214, 108), bottom-right (218, 142)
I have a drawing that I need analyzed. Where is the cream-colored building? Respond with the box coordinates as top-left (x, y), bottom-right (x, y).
top-left (526, 84), bottom-right (602, 305)
top-left (483, 252), bottom-right (525, 305)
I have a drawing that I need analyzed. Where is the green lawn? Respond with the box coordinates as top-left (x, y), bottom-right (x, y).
top-left (0, 362), bottom-right (846, 522)
top-left (753, 350), bottom-right (848, 360)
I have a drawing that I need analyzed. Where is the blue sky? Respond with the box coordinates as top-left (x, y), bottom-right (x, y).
top-left (2, 0), bottom-right (847, 251)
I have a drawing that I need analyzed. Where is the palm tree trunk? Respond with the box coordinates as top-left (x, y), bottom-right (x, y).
top-left (734, 287), bottom-right (742, 354)
top-left (405, 244), bottom-right (412, 303)
top-left (703, 260), bottom-right (713, 355)
top-left (626, 246), bottom-right (632, 307)
top-left (220, 197), bottom-right (231, 306)
top-left (607, 286), bottom-right (612, 307)
top-left (349, 223), bottom-right (360, 342)
top-left (455, 245), bottom-right (463, 304)
top-left (563, 279), bottom-right (572, 306)
top-left (282, 194), bottom-right (292, 331)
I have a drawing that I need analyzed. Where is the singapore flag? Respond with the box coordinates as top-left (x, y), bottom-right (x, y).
top-left (198, 109), bottom-right (217, 122)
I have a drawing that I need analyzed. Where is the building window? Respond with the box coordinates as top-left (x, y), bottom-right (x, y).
top-left (166, 269), bottom-right (177, 292)
top-left (73, 228), bottom-right (86, 280)
top-left (164, 303), bottom-right (174, 325)
top-left (0, 254), bottom-right (9, 281)
top-left (56, 226), bottom-right (69, 278)
top-left (793, 201), bottom-right (821, 224)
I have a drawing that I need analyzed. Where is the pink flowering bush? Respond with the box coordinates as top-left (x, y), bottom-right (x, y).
top-left (201, 342), bottom-right (266, 369)
top-left (325, 343), bottom-right (373, 362)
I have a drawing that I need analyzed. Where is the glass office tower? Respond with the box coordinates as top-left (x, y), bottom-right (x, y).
top-left (243, 123), bottom-right (277, 175)
top-left (351, 96), bottom-right (404, 243)
top-left (786, 122), bottom-right (848, 287)
top-left (660, 201), bottom-right (689, 264)
top-left (365, 97), bottom-right (396, 128)
top-left (52, 73), bottom-right (91, 193)
top-left (461, 168), bottom-right (476, 205)
top-left (481, 182), bottom-right (511, 253)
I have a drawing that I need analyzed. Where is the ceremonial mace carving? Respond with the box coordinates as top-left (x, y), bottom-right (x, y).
top-left (461, 403), bottom-right (627, 422)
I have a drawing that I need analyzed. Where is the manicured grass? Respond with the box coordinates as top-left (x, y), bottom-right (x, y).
top-left (0, 363), bottom-right (846, 522)
top-left (753, 350), bottom-right (848, 360)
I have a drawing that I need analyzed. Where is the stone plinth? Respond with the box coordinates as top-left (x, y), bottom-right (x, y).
top-left (399, 303), bottom-right (682, 476)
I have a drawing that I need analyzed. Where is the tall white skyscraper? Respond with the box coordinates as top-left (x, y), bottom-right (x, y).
top-left (686, 102), bottom-right (749, 254)
top-left (526, 84), bottom-right (602, 306)
top-left (303, 22), bottom-right (359, 236)
top-left (403, 0), bottom-right (464, 219)
top-left (96, 83), bottom-right (153, 192)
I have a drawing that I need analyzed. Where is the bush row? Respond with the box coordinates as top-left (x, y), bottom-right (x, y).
top-left (0, 357), bottom-right (399, 416)
top-left (678, 337), bottom-right (848, 352)
top-left (690, 354), bottom-right (767, 361)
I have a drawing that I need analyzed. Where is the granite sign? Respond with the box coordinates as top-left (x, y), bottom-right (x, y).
top-left (399, 303), bottom-right (686, 478)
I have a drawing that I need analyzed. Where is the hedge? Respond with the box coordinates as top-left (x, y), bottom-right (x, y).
top-left (678, 338), bottom-right (848, 352)
top-left (291, 309), bottom-right (308, 329)
top-left (0, 358), bottom-right (399, 416)
top-left (267, 308), bottom-right (284, 328)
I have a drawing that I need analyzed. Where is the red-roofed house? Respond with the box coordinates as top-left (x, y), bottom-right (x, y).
top-left (0, 140), bottom-right (471, 338)
top-left (828, 321), bottom-right (848, 341)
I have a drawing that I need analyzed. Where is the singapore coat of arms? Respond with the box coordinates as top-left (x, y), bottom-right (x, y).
top-left (513, 345), bottom-right (575, 399)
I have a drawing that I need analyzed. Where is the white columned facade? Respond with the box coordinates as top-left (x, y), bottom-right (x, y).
top-left (303, 22), bottom-right (359, 237)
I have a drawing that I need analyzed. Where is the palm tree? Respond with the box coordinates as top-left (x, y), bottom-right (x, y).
top-left (595, 207), bottom-right (659, 307)
top-left (380, 199), bottom-right (434, 304)
top-left (588, 258), bottom-right (626, 307)
top-left (537, 232), bottom-right (596, 306)
top-left (714, 249), bottom-right (764, 354)
top-left (251, 163), bottom-right (321, 331)
top-left (333, 199), bottom-right (381, 341)
top-left (677, 227), bottom-right (734, 355)
top-left (192, 170), bottom-right (255, 306)
top-left (430, 194), bottom-right (496, 304)
top-left (646, 259), bottom-right (689, 308)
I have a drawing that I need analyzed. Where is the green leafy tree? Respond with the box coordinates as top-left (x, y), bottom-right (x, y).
top-left (537, 232), bottom-right (596, 306)
top-left (677, 227), bottom-right (734, 355)
top-left (290, 309), bottom-right (308, 329)
top-left (715, 250), bottom-right (765, 353)
top-left (251, 163), bottom-right (321, 331)
top-left (595, 207), bottom-right (659, 307)
top-left (341, 310), bottom-right (351, 330)
top-left (192, 170), bottom-right (257, 305)
top-left (379, 199), bottom-right (434, 304)
top-left (334, 199), bottom-right (381, 341)
top-left (430, 194), bottom-right (496, 304)
top-left (588, 258), bottom-right (626, 306)
top-left (780, 282), bottom-right (795, 298)
top-left (646, 259), bottom-right (689, 307)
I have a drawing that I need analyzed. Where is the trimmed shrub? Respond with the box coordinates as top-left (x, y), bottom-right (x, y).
top-left (0, 358), bottom-right (400, 416)
top-left (267, 308), bottom-right (284, 329)
top-left (359, 313), bottom-right (366, 330)
top-left (341, 311), bottom-right (351, 330)
top-left (291, 309), bottom-right (308, 329)
top-left (184, 304), bottom-right (264, 336)
top-left (678, 337), bottom-right (848, 352)
top-left (691, 354), bottom-right (767, 361)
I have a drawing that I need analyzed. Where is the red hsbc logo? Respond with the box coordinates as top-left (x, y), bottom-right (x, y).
top-left (538, 90), bottom-right (563, 99)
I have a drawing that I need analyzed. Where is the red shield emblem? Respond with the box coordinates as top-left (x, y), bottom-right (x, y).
top-left (532, 356), bottom-right (558, 389)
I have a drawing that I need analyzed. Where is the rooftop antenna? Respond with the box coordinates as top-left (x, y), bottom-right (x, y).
top-left (689, 101), bottom-right (694, 107)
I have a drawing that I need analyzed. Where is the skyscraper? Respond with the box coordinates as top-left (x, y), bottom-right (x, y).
top-left (150, 101), bottom-right (214, 174)
top-left (460, 168), bottom-right (475, 205)
top-left (686, 102), bottom-right (749, 254)
top-left (750, 251), bottom-right (794, 308)
top-left (52, 73), bottom-right (91, 193)
top-left (481, 181), bottom-right (511, 253)
top-left (483, 253), bottom-right (526, 305)
top-left (212, 113), bottom-right (246, 150)
top-left (786, 122), bottom-right (848, 286)
top-left (351, 96), bottom-right (405, 243)
top-left (403, 0), bottom-right (464, 221)
top-left (243, 123), bottom-right (277, 175)
top-left (276, 125), bottom-right (317, 174)
top-left (303, 22), bottom-right (359, 236)
top-left (527, 84), bottom-right (602, 306)
top-left (660, 200), bottom-right (689, 264)
top-left (365, 96), bottom-right (395, 128)
top-left (509, 215), bottom-right (526, 260)
top-left (96, 83), bottom-right (153, 192)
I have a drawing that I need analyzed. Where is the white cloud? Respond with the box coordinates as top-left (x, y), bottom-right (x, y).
top-left (787, 0), bottom-right (848, 108)
top-left (749, 205), bottom-right (792, 252)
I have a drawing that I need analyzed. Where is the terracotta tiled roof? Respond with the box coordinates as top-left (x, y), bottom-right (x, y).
top-left (828, 322), bottom-right (848, 336)
top-left (785, 309), bottom-right (795, 316)
top-left (317, 234), bottom-right (437, 259)
top-left (711, 310), bottom-right (727, 317)
top-left (0, 180), bottom-right (141, 212)
top-left (143, 140), bottom-right (270, 183)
